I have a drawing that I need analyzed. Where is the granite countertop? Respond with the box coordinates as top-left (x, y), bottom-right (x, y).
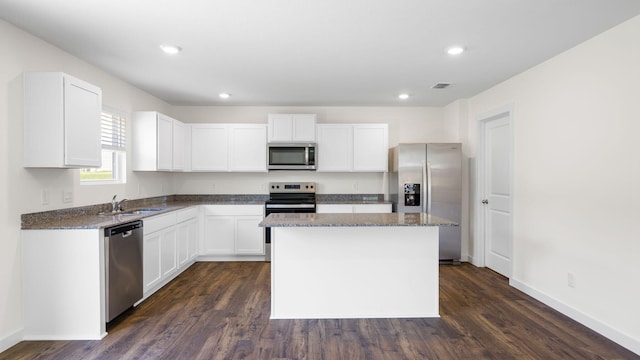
top-left (259, 213), bottom-right (458, 227)
top-left (21, 193), bottom-right (394, 230)
top-left (21, 195), bottom-right (268, 230)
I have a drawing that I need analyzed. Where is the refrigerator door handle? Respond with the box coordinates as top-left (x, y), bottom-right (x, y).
top-left (421, 161), bottom-right (426, 213)
top-left (425, 161), bottom-right (433, 213)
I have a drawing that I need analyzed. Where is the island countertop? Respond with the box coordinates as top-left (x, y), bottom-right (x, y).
top-left (259, 212), bottom-right (458, 227)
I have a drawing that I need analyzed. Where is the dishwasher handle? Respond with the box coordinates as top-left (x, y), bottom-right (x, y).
top-left (104, 221), bottom-right (142, 237)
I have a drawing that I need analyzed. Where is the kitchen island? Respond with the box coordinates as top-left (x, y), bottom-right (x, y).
top-left (259, 212), bottom-right (457, 319)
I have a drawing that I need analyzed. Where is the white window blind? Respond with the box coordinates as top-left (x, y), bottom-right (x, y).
top-left (101, 111), bottom-right (126, 151)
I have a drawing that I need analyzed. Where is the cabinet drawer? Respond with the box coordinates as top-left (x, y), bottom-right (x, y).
top-left (176, 206), bottom-right (199, 223)
top-left (143, 212), bottom-right (177, 234)
top-left (204, 205), bottom-right (264, 216)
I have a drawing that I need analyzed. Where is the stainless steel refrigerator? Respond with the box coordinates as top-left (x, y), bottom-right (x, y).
top-left (390, 143), bottom-right (462, 263)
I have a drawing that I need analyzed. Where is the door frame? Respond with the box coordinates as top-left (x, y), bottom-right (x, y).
top-left (474, 104), bottom-right (514, 271)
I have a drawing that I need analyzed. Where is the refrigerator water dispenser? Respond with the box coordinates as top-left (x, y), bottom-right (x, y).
top-left (404, 183), bottom-right (420, 206)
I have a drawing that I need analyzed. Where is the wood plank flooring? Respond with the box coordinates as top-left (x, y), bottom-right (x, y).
top-left (2, 262), bottom-right (637, 359)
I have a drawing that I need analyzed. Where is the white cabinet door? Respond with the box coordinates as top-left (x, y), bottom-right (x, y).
top-left (191, 124), bottom-right (228, 171)
top-left (63, 76), bottom-right (102, 167)
top-left (187, 218), bottom-right (199, 261)
top-left (353, 124), bottom-right (388, 172)
top-left (143, 231), bottom-right (162, 293)
top-left (292, 114), bottom-right (317, 142)
top-left (177, 217), bottom-right (198, 268)
top-left (235, 216), bottom-right (264, 254)
top-left (229, 124), bottom-right (267, 171)
top-left (160, 227), bottom-right (177, 278)
top-left (316, 124), bottom-right (352, 172)
top-left (176, 220), bottom-right (189, 268)
top-left (268, 114), bottom-right (316, 142)
top-left (172, 119), bottom-right (186, 171)
top-left (156, 114), bottom-right (174, 171)
top-left (203, 216), bottom-right (235, 254)
top-left (268, 114), bottom-right (293, 142)
top-left (23, 72), bottom-right (102, 168)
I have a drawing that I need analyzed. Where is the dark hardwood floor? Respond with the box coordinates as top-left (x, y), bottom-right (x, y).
top-left (2, 262), bottom-right (637, 360)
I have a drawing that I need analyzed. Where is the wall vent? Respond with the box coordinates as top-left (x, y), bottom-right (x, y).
top-left (431, 83), bottom-right (451, 89)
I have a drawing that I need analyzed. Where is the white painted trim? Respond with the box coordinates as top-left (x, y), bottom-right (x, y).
top-left (474, 104), bottom-right (514, 273)
top-left (510, 278), bottom-right (640, 356)
top-left (0, 328), bottom-right (23, 354)
top-left (196, 255), bottom-right (265, 262)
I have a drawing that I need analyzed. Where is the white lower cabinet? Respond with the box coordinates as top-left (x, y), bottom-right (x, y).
top-left (143, 207), bottom-right (199, 298)
top-left (317, 203), bottom-right (392, 214)
top-left (202, 205), bottom-right (264, 258)
top-left (143, 212), bottom-right (177, 295)
top-left (176, 207), bottom-right (199, 268)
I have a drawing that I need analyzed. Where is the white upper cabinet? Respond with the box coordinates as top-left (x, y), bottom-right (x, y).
top-left (317, 124), bottom-right (388, 172)
top-left (230, 124), bottom-right (267, 172)
top-left (353, 124), bottom-right (389, 172)
top-left (132, 111), bottom-right (186, 171)
top-left (172, 120), bottom-right (186, 171)
top-left (268, 114), bottom-right (316, 142)
top-left (23, 72), bottom-right (102, 168)
top-left (317, 124), bottom-right (353, 171)
top-left (191, 124), bottom-right (266, 172)
top-left (191, 124), bottom-right (228, 171)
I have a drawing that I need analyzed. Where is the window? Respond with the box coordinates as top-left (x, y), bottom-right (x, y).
top-left (80, 108), bottom-right (127, 184)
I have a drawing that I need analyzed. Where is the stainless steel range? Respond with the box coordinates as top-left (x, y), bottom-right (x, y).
top-left (264, 182), bottom-right (316, 262)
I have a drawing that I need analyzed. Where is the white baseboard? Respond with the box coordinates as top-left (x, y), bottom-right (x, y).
top-left (197, 255), bottom-right (266, 262)
top-left (0, 328), bottom-right (23, 354)
top-left (510, 278), bottom-right (640, 356)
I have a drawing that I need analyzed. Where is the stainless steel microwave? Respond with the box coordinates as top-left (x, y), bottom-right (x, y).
top-left (268, 143), bottom-right (316, 170)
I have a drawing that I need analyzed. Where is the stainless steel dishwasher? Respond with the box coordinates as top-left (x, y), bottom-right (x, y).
top-left (104, 220), bottom-right (143, 322)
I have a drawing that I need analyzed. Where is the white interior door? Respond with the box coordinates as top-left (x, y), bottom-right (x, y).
top-left (479, 109), bottom-right (513, 277)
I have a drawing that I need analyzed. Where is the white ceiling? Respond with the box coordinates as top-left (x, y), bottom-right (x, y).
top-left (2, 0), bottom-right (640, 107)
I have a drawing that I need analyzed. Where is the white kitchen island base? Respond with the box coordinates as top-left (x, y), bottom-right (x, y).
top-left (270, 226), bottom-right (439, 319)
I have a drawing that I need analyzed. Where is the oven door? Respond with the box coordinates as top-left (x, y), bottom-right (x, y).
top-left (264, 203), bottom-right (316, 262)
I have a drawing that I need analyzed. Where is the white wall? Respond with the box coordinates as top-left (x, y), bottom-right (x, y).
top-left (0, 19), bottom-right (173, 350)
top-left (465, 15), bottom-right (640, 353)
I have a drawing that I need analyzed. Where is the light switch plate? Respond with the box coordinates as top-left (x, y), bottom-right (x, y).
top-left (41, 189), bottom-right (50, 205)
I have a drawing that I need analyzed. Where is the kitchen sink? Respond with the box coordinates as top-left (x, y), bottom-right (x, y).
top-left (121, 208), bottom-right (165, 215)
top-left (98, 208), bottom-right (166, 216)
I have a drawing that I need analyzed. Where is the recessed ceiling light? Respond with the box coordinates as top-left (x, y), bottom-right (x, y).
top-left (160, 44), bottom-right (182, 55)
top-left (219, 93), bottom-right (231, 99)
top-left (446, 46), bottom-right (465, 55)
top-left (398, 93), bottom-right (410, 100)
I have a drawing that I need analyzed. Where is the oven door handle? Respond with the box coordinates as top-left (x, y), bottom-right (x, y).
top-left (265, 204), bottom-right (316, 209)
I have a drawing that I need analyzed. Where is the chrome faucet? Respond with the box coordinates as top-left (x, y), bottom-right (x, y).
top-left (111, 195), bottom-right (128, 213)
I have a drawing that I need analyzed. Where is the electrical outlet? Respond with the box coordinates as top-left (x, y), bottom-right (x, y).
top-left (41, 189), bottom-right (50, 205)
top-left (352, 183), bottom-right (359, 191)
top-left (63, 189), bottom-right (73, 203)
top-left (211, 183), bottom-right (216, 192)
top-left (567, 272), bottom-right (576, 288)
top-left (260, 183), bottom-right (267, 191)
